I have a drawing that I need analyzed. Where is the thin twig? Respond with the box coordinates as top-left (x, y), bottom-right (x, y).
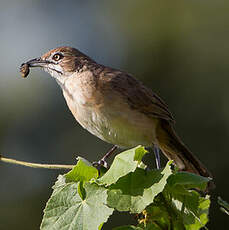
top-left (0, 155), bottom-right (74, 170)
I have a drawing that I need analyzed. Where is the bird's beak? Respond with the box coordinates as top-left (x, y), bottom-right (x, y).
top-left (26, 58), bottom-right (50, 67)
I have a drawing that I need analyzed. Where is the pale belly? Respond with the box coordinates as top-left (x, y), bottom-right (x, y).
top-left (94, 112), bottom-right (157, 148)
top-left (63, 90), bottom-right (157, 148)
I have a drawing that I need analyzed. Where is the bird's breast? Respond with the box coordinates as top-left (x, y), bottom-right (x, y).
top-left (61, 73), bottom-right (107, 139)
top-left (60, 73), bottom-right (158, 148)
top-left (63, 86), bottom-right (112, 143)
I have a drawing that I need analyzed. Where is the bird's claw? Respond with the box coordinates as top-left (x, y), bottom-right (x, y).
top-left (92, 159), bottom-right (108, 170)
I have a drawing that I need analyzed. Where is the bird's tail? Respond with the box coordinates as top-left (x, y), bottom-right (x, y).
top-left (156, 120), bottom-right (214, 190)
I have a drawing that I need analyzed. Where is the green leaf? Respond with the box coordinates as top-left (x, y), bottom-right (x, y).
top-left (52, 174), bottom-right (67, 191)
top-left (138, 161), bottom-right (147, 170)
top-left (218, 197), bottom-right (229, 215)
top-left (77, 181), bottom-right (86, 200)
top-left (98, 223), bottom-right (104, 230)
top-left (107, 161), bottom-right (173, 213)
top-left (165, 171), bottom-right (211, 228)
top-left (167, 171), bottom-right (210, 191)
top-left (138, 204), bottom-right (172, 230)
top-left (168, 188), bottom-right (200, 216)
top-left (134, 147), bottom-right (148, 162)
top-left (167, 190), bottom-right (210, 230)
top-left (65, 157), bottom-right (98, 183)
top-left (137, 196), bottom-right (186, 230)
top-left (41, 182), bottom-right (113, 230)
top-left (136, 190), bottom-right (210, 230)
top-left (40, 147), bottom-right (211, 230)
top-left (184, 195), bottom-right (210, 230)
top-left (97, 146), bottom-right (148, 186)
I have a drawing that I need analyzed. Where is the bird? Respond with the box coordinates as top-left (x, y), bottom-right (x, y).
top-left (20, 46), bottom-right (213, 185)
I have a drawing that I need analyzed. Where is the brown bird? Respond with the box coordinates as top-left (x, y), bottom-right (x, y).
top-left (21, 46), bottom-right (213, 183)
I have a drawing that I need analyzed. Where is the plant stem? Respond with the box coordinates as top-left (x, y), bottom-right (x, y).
top-left (0, 155), bottom-right (74, 170)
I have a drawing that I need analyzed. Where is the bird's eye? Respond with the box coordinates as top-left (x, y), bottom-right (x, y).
top-left (52, 53), bottom-right (63, 61)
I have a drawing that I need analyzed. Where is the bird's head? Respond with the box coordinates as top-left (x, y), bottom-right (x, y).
top-left (25, 46), bottom-right (91, 80)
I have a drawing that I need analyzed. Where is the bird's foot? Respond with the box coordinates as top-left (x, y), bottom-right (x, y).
top-left (92, 145), bottom-right (118, 171)
top-left (92, 158), bottom-right (108, 176)
top-left (92, 158), bottom-right (108, 169)
top-left (154, 145), bottom-right (161, 169)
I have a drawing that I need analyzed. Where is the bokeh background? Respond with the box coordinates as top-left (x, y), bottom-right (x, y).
top-left (0, 0), bottom-right (229, 229)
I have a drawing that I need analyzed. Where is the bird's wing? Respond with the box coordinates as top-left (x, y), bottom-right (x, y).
top-left (99, 68), bottom-right (175, 123)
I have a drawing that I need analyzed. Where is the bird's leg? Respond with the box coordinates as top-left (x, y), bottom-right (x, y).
top-left (154, 145), bottom-right (161, 169)
top-left (93, 145), bottom-right (118, 168)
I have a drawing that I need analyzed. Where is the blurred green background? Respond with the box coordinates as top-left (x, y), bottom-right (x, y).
top-left (0, 0), bottom-right (229, 229)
